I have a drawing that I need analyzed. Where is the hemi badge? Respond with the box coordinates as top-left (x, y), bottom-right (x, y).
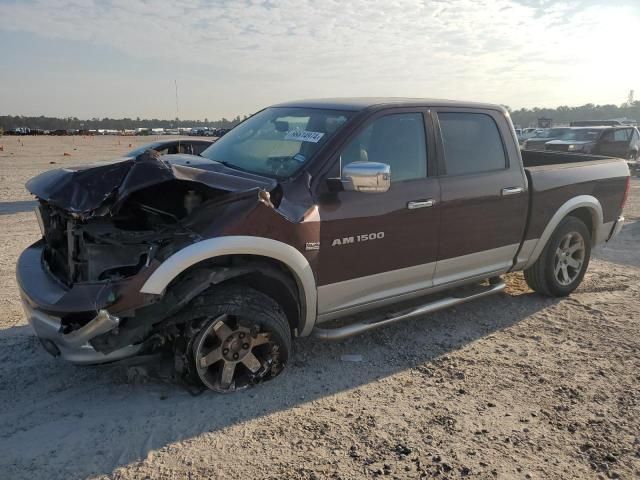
top-left (305, 242), bottom-right (320, 251)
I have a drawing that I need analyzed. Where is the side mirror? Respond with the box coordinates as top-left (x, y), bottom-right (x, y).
top-left (342, 161), bottom-right (390, 193)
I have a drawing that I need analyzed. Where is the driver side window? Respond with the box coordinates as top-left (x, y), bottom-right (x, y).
top-left (341, 113), bottom-right (427, 182)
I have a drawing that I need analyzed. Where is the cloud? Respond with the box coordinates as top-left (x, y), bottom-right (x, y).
top-left (0, 0), bottom-right (638, 116)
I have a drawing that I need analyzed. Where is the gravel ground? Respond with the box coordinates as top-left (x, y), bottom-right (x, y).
top-left (0, 136), bottom-right (638, 480)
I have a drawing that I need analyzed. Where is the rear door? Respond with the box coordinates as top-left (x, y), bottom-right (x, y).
top-left (432, 109), bottom-right (528, 285)
top-left (597, 128), bottom-right (633, 158)
top-left (316, 108), bottom-right (441, 316)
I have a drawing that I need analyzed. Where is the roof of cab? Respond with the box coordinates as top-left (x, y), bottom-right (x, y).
top-left (271, 97), bottom-right (507, 113)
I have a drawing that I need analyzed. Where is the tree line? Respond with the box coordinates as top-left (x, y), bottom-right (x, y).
top-left (2, 101), bottom-right (639, 132)
top-left (509, 101), bottom-right (640, 127)
top-left (0, 114), bottom-right (248, 132)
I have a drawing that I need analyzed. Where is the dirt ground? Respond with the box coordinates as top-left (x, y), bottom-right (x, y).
top-left (0, 136), bottom-right (638, 480)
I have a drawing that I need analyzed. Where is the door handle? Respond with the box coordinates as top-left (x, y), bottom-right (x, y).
top-left (407, 199), bottom-right (436, 209)
top-left (501, 186), bottom-right (524, 196)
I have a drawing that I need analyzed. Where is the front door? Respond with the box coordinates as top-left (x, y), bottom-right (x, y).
top-left (432, 109), bottom-right (528, 285)
top-left (316, 109), bottom-right (440, 317)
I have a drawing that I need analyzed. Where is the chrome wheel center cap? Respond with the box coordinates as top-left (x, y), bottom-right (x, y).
top-left (222, 332), bottom-right (251, 362)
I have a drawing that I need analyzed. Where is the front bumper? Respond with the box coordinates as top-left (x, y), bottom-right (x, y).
top-left (23, 302), bottom-right (141, 364)
top-left (17, 240), bottom-right (142, 364)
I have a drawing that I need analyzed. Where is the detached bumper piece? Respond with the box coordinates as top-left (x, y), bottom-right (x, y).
top-left (23, 303), bottom-right (141, 364)
top-left (17, 240), bottom-right (142, 364)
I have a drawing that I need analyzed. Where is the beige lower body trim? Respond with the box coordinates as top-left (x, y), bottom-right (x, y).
top-left (433, 244), bottom-right (519, 286)
top-left (317, 244), bottom-right (520, 322)
top-left (317, 262), bottom-right (435, 314)
top-left (316, 267), bottom-right (509, 323)
top-left (523, 196), bottom-right (604, 269)
top-left (511, 238), bottom-right (538, 270)
top-left (139, 236), bottom-right (318, 336)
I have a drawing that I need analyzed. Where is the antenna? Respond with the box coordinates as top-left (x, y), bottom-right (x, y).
top-left (175, 79), bottom-right (181, 150)
top-left (175, 79), bottom-right (180, 120)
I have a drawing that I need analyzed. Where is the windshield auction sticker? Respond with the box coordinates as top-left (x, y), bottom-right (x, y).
top-left (284, 129), bottom-right (325, 143)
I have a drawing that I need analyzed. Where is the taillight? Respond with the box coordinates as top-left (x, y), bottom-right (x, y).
top-left (621, 176), bottom-right (630, 211)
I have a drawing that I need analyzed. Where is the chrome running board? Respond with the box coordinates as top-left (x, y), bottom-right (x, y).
top-left (312, 279), bottom-right (506, 340)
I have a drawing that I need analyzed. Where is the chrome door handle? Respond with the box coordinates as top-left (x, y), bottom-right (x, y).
top-left (501, 186), bottom-right (524, 196)
top-left (407, 199), bottom-right (436, 209)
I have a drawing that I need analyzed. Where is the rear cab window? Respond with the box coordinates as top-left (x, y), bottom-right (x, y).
top-left (437, 112), bottom-right (508, 175)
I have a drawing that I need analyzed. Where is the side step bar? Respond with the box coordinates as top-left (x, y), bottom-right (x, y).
top-left (312, 279), bottom-right (506, 341)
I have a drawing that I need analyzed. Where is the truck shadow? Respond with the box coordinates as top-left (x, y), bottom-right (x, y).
top-left (0, 200), bottom-right (37, 215)
top-left (0, 288), bottom-right (559, 480)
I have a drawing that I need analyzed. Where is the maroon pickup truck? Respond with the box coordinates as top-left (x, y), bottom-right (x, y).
top-left (17, 98), bottom-right (630, 392)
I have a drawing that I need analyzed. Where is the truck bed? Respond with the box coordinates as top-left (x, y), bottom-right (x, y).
top-left (521, 150), bottom-right (629, 249)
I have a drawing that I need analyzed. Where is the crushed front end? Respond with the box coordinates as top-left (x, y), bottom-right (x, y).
top-left (17, 152), bottom-right (281, 364)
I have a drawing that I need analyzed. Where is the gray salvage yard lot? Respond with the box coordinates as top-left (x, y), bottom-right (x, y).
top-left (1, 136), bottom-right (639, 479)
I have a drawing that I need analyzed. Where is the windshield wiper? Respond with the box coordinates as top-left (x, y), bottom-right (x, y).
top-left (213, 159), bottom-right (287, 181)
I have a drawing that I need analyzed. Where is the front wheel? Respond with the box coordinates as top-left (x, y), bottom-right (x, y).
top-left (185, 285), bottom-right (292, 393)
top-left (524, 216), bottom-right (591, 297)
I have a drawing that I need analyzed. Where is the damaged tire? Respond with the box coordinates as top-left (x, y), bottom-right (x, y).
top-left (185, 285), bottom-right (291, 393)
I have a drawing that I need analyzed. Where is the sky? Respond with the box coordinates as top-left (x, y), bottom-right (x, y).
top-left (0, 0), bottom-right (639, 120)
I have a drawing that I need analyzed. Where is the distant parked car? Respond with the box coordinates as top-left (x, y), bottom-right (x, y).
top-left (570, 120), bottom-right (622, 127)
top-left (546, 126), bottom-right (640, 159)
top-left (126, 139), bottom-right (214, 157)
top-left (7, 127), bottom-right (30, 135)
top-left (517, 127), bottom-right (539, 144)
top-left (189, 127), bottom-right (208, 136)
top-left (522, 128), bottom-right (572, 150)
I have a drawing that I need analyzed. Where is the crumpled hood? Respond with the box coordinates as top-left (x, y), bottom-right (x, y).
top-left (26, 153), bottom-right (278, 216)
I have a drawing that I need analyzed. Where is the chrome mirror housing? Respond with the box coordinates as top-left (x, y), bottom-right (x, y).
top-left (341, 161), bottom-right (390, 193)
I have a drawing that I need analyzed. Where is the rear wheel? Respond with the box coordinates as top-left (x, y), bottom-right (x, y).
top-left (185, 285), bottom-right (291, 393)
top-left (524, 216), bottom-right (591, 297)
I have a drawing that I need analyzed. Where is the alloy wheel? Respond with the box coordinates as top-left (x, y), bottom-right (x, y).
top-left (554, 231), bottom-right (585, 286)
top-left (193, 314), bottom-right (282, 392)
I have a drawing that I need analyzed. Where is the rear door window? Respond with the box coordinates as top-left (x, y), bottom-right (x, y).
top-left (437, 112), bottom-right (507, 175)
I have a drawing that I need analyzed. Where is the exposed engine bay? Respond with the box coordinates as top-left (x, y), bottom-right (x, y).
top-left (38, 182), bottom-right (210, 285)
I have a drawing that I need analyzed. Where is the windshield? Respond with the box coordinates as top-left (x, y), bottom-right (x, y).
top-left (199, 107), bottom-right (352, 178)
top-left (563, 129), bottom-right (602, 141)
